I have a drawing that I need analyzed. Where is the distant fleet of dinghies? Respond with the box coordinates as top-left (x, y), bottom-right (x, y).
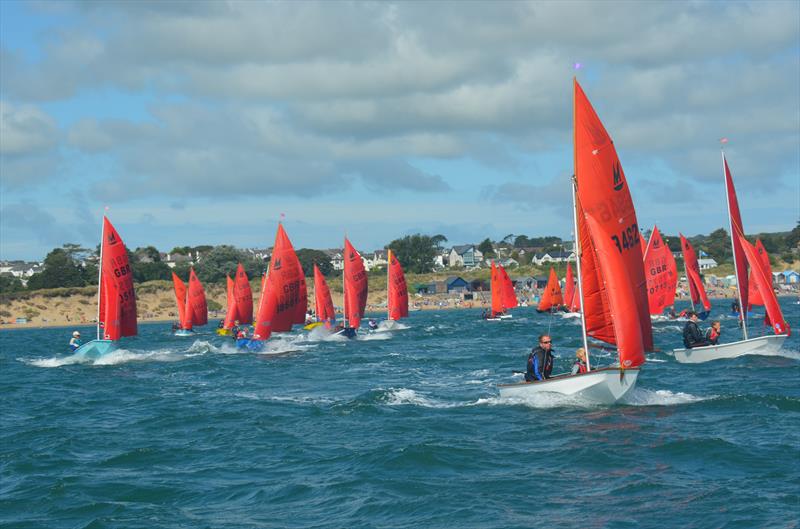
top-left (70, 78), bottom-right (790, 404)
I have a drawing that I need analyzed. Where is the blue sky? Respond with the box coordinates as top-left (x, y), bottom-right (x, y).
top-left (1, 0), bottom-right (798, 261)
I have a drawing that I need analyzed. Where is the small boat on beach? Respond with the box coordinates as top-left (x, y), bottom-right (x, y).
top-left (72, 215), bottom-right (137, 358)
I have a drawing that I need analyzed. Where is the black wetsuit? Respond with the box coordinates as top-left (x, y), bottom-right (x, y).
top-left (526, 346), bottom-right (554, 382)
top-left (683, 321), bottom-right (709, 348)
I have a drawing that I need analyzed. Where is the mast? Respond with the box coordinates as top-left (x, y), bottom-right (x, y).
top-left (95, 214), bottom-right (106, 340)
top-left (571, 177), bottom-right (591, 370)
top-left (722, 150), bottom-right (748, 340)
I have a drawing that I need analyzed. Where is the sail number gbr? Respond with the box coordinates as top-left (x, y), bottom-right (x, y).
top-left (610, 223), bottom-right (640, 254)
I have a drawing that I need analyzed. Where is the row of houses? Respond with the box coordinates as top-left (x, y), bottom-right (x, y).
top-left (0, 261), bottom-right (43, 280)
top-left (707, 270), bottom-right (800, 287)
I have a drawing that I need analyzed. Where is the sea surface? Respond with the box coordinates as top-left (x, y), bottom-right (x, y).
top-left (1, 298), bottom-right (799, 529)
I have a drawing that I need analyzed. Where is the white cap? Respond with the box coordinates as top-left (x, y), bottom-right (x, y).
top-left (73, 331), bottom-right (80, 336)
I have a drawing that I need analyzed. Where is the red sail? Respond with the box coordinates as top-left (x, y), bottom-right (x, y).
top-left (563, 263), bottom-right (575, 311)
top-left (723, 154), bottom-right (749, 316)
top-left (314, 264), bottom-right (336, 324)
top-left (738, 234), bottom-right (790, 336)
top-left (537, 267), bottom-right (563, 312)
top-left (234, 263), bottom-right (253, 324)
top-left (188, 268), bottom-right (208, 326)
top-left (577, 201), bottom-right (613, 342)
top-left (171, 272), bottom-right (192, 330)
top-left (387, 249), bottom-right (409, 321)
top-left (343, 238), bottom-right (368, 328)
top-left (253, 224), bottom-right (308, 340)
top-left (99, 217), bottom-right (137, 340)
top-left (223, 275), bottom-right (237, 329)
top-left (679, 234), bottom-right (712, 312)
top-left (574, 79), bottom-right (652, 366)
top-left (746, 239), bottom-right (770, 308)
top-left (490, 262), bottom-right (503, 317)
top-left (643, 225), bottom-right (678, 315)
top-left (498, 264), bottom-right (518, 311)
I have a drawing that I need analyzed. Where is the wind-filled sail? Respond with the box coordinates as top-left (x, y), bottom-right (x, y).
top-left (98, 217), bottom-right (137, 340)
top-left (387, 249), bottom-right (409, 321)
top-left (747, 239), bottom-right (770, 308)
top-left (172, 272), bottom-right (192, 330)
top-left (563, 263), bottom-right (576, 311)
top-left (253, 224), bottom-right (308, 340)
top-left (574, 78), bottom-right (652, 366)
top-left (343, 238), bottom-right (368, 329)
top-left (723, 154), bottom-right (749, 317)
top-left (537, 267), bottom-right (563, 312)
top-left (490, 262), bottom-right (503, 317)
top-left (223, 275), bottom-right (237, 329)
top-left (738, 234), bottom-right (790, 336)
top-left (643, 225), bottom-right (678, 315)
top-left (234, 263), bottom-right (253, 324)
top-left (188, 268), bottom-right (208, 326)
top-left (576, 200), bottom-right (614, 343)
top-left (314, 264), bottom-right (336, 325)
top-left (498, 264), bottom-right (518, 311)
top-left (679, 234), bottom-right (711, 313)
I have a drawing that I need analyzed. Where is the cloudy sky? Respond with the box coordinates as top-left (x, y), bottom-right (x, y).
top-left (1, 1), bottom-right (798, 260)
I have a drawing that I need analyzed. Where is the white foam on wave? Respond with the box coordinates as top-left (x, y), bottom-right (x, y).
top-left (622, 388), bottom-right (714, 406)
top-left (303, 326), bottom-right (348, 342)
top-left (476, 392), bottom-right (601, 409)
top-left (375, 320), bottom-right (409, 332)
top-left (359, 332), bottom-right (390, 341)
top-left (383, 388), bottom-right (459, 408)
top-left (25, 339), bottom-right (218, 367)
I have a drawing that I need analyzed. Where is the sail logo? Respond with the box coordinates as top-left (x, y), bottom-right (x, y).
top-left (273, 258), bottom-right (282, 270)
top-left (652, 238), bottom-right (660, 249)
top-left (349, 252), bottom-right (356, 261)
top-left (107, 232), bottom-right (118, 245)
top-left (612, 162), bottom-right (624, 191)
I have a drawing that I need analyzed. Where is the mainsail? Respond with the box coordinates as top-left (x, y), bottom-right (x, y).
top-left (679, 234), bottom-right (711, 313)
top-left (233, 263), bottom-right (253, 324)
top-left (737, 233), bottom-right (790, 336)
top-left (313, 264), bottom-right (336, 325)
top-left (574, 78), bottom-right (653, 366)
top-left (642, 225), bottom-right (678, 315)
top-left (98, 217), bottom-right (137, 340)
top-left (171, 272), bottom-right (192, 330)
top-left (343, 238), bottom-right (368, 329)
top-left (387, 249), bottom-right (409, 321)
top-left (537, 267), bottom-right (563, 312)
top-left (188, 268), bottom-right (208, 326)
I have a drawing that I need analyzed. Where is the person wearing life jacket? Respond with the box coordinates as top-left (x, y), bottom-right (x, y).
top-left (69, 331), bottom-right (82, 352)
top-left (682, 311), bottom-right (709, 348)
top-left (526, 334), bottom-right (554, 382)
top-left (571, 347), bottom-right (588, 375)
top-left (705, 320), bottom-right (721, 345)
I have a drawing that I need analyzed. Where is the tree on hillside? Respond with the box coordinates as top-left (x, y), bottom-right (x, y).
top-left (26, 248), bottom-right (86, 290)
top-left (387, 234), bottom-right (438, 273)
top-left (296, 249), bottom-right (333, 277)
top-left (478, 238), bottom-right (495, 258)
top-left (431, 234), bottom-right (448, 249)
top-left (514, 235), bottom-right (531, 248)
top-left (696, 228), bottom-right (731, 263)
top-left (194, 245), bottom-right (259, 283)
top-left (0, 275), bottom-right (24, 294)
top-left (502, 233), bottom-right (515, 244)
top-left (133, 262), bottom-right (172, 283)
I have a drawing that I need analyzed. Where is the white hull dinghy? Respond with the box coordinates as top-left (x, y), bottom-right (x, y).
top-left (673, 334), bottom-right (788, 363)
top-left (499, 367), bottom-right (639, 405)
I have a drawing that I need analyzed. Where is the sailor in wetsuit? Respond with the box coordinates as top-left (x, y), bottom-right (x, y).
top-left (526, 334), bottom-right (554, 382)
top-left (682, 311), bottom-right (709, 348)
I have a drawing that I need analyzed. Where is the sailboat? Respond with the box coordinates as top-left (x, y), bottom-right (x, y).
top-left (382, 249), bottom-right (409, 329)
top-left (218, 263), bottom-right (253, 335)
top-left (536, 267), bottom-right (563, 313)
top-left (487, 261), bottom-right (517, 320)
top-left (73, 215), bottom-right (138, 358)
top-left (500, 79), bottom-right (652, 404)
top-left (337, 238), bottom-right (368, 338)
top-left (303, 264), bottom-right (336, 331)
top-left (678, 234), bottom-right (712, 320)
top-left (673, 153), bottom-right (789, 362)
top-left (642, 225), bottom-right (678, 319)
top-left (171, 268), bottom-right (207, 336)
top-left (248, 223), bottom-right (308, 350)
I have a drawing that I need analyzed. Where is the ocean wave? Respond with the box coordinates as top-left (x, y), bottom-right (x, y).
top-left (622, 388), bottom-right (715, 406)
top-left (382, 388), bottom-right (460, 408)
top-left (359, 332), bottom-right (390, 341)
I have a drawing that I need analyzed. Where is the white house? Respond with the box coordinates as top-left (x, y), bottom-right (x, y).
top-left (363, 250), bottom-right (388, 271)
top-left (531, 251), bottom-right (575, 266)
top-left (449, 245), bottom-right (483, 268)
top-left (697, 258), bottom-right (718, 270)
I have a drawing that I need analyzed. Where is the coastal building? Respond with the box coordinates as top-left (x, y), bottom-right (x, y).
top-left (363, 250), bottom-right (388, 271)
top-left (0, 261), bottom-right (43, 279)
top-left (162, 253), bottom-right (194, 269)
top-left (777, 270), bottom-right (799, 284)
top-left (531, 251), bottom-right (575, 266)
top-left (697, 257), bottom-right (718, 270)
top-left (496, 257), bottom-right (519, 268)
top-left (448, 245), bottom-right (483, 268)
top-left (416, 276), bottom-right (470, 295)
top-left (433, 250), bottom-right (449, 269)
top-left (323, 249), bottom-right (344, 271)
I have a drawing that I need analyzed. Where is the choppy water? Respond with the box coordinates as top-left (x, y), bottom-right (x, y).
top-left (2, 298), bottom-right (799, 528)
